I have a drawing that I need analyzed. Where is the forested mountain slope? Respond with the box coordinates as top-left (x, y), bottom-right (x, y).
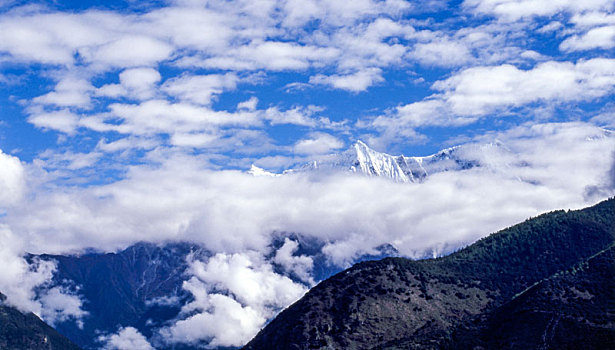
top-left (244, 198), bottom-right (615, 350)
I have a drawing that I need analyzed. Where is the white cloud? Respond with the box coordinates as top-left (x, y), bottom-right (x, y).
top-left (170, 132), bottom-right (219, 148)
top-left (80, 35), bottom-right (174, 68)
top-left (590, 107), bottom-right (615, 128)
top-left (434, 59), bottom-right (615, 116)
top-left (537, 21), bottom-right (563, 33)
top-left (310, 68), bottom-right (385, 92)
top-left (103, 100), bottom-right (259, 135)
top-left (0, 225), bottom-right (56, 314)
top-left (411, 40), bottom-right (472, 67)
top-left (161, 73), bottom-right (238, 105)
top-left (262, 105), bottom-right (322, 127)
top-left (463, 0), bottom-right (614, 21)
top-left (38, 286), bottom-right (87, 327)
top-left (118, 67), bottom-right (161, 100)
top-left (160, 290), bottom-right (264, 348)
top-left (37, 149), bottom-right (102, 171)
top-left (0, 12), bottom-right (111, 64)
top-left (5, 122), bottom-right (613, 260)
top-left (238, 97), bottom-right (259, 111)
top-left (27, 109), bottom-right (80, 134)
top-left (97, 67), bottom-right (162, 101)
top-left (373, 58), bottom-right (615, 135)
top-left (101, 327), bottom-right (154, 350)
top-left (33, 77), bottom-right (94, 109)
top-left (0, 0), bottom-right (423, 95)
top-left (294, 132), bottom-right (344, 155)
top-left (560, 25), bottom-right (615, 51)
top-left (280, 0), bottom-right (411, 28)
top-left (194, 41), bottom-right (341, 71)
top-left (570, 11), bottom-right (615, 27)
top-left (160, 252), bottom-right (307, 347)
top-left (0, 150), bottom-right (25, 207)
top-left (273, 238), bottom-right (315, 285)
top-left (189, 252), bottom-right (306, 311)
top-left (0, 224), bottom-right (86, 327)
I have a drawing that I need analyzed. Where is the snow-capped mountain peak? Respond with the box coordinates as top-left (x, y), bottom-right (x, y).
top-left (249, 140), bottom-right (499, 183)
top-left (248, 165), bottom-right (280, 177)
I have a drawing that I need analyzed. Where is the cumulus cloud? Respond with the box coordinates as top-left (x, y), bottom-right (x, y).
top-left (273, 238), bottom-right (315, 285)
top-left (161, 73), bottom-right (238, 105)
top-left (0, 150), bottom-right (25, 207)
top-left (372, 58), bottom-right (615, 137)
top-left (433, 59), bottom-right (615, 116)
top-left (411, 40), bottom-right (473, 67)
top-left (0, 225), bottom-right (55, 313)
top-left (294, 132), bottom-right (344, 155)
top-left (33, 77), bottom-right (94, 109)
top-left (560, 25), bottom-right (615, 51)
top-left (81, 35), bottom-right (174, 68)
top-left (38, 286), bottom-right (88, 327)
top-left (160, 290), bottom-right (264, 348)
top-left (0, 225), bottom-right (86, 326)
top-left (27, 109), bottom-right (80, 135)
top-left (310, 68), bottom-right (385, 92)
top-left (100, 327), bottom-right (154, 350)
top-left (463, 0), bottom-right (614, 21)
top-left (160, 252), bottom-right (307, 347)
top-left (98, 68), bottom-right (162, 101)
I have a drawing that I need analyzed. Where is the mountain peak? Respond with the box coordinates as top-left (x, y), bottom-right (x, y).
top-left (352, 139), bottom-right (370, 149)
top-left (248, 141), bottom-right (489, 183)
top-left (248, 165), bottom-right (280, 177)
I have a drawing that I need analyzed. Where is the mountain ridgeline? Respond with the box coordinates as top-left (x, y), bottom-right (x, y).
top-left (29, 234), bottom-right (397, 349)
top-left (244, 198), bottom-right (615, 349)
top-left (251, 140), bottom-right (493, 183)
top-left (35, 243), bottom-right (208, 349)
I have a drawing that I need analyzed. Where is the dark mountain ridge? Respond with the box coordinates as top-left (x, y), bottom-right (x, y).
top-left (37, 242), bottom-right (208, 349)
top-left (0, 292), bottom-right (81, 350)
top-left (33, 235), bottom-right (398, 349)
top-left (244, 198), bottom-right (615, 349)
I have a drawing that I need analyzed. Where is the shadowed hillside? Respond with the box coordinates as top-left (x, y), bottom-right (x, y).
top-left (0, 293), bottom-right (81, 350)
top-left (244, 198), bottom-right (615, 350)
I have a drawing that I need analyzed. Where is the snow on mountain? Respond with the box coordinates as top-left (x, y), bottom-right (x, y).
top-left (250, 140), bottom-right (505, 183)
top-left (248, 165), bottom-right (281, 177)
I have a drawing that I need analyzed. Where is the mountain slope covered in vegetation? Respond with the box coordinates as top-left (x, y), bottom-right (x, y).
top-left (244, 198), bottom-right (615, 349)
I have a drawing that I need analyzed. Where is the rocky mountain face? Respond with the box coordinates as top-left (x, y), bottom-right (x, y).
top-left (0, 292), bottom-right (81, 350)
top-left (35, 242), bottom-right (208, 349)
top-left (31, 235), bottom-right (397, 349)
top-left (243, 198), bottom-right (615, 349)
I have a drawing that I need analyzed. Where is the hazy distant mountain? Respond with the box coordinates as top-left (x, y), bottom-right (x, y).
top-left (243, 198), bottom-right (615, 349)
top-left (0, 292), bottom-right (81, 350)
top-left (31, 236), bottom-right (397, 349)
top-left (35, 242), bottom-right (207, 349)
top-left (252, 140), bottom-right (505, 183)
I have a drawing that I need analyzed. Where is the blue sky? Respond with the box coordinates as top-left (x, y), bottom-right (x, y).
top-left (0, 0), bottom-right (614, 348)
top-left (0, 0), bottom-right (612, 176)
